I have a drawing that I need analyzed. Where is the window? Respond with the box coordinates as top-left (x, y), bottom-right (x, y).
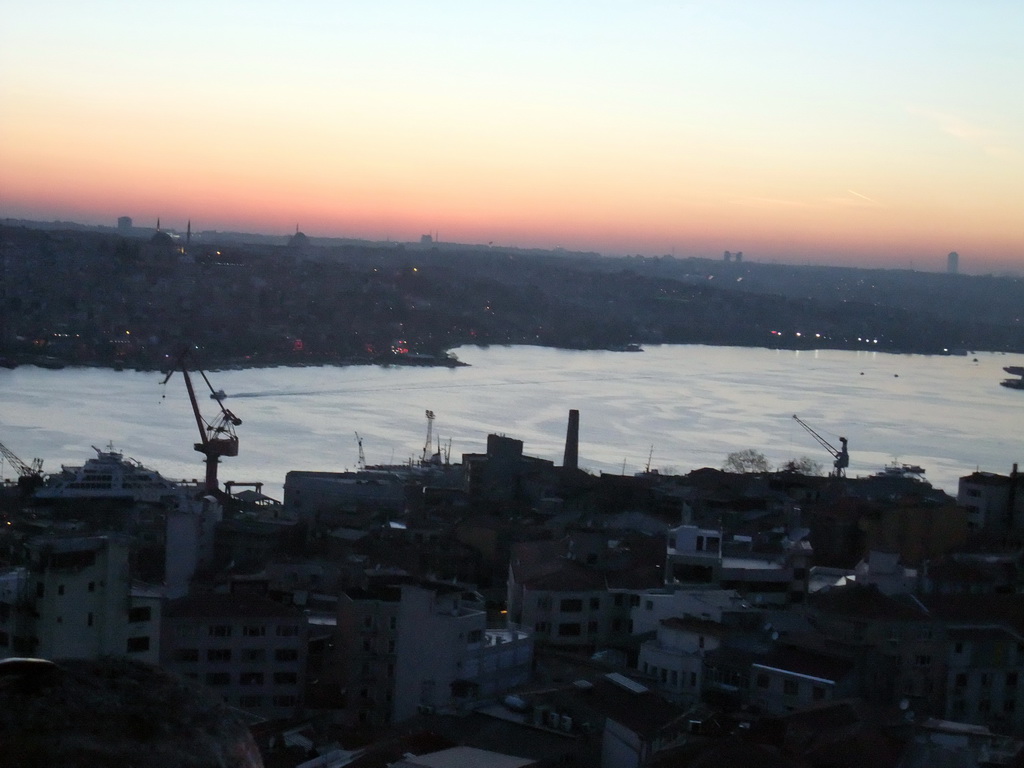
top-left (273, 695), bottom-right (298, 707)
top-left (88, 582), bottom-right (95, 592)
top-left (389, 616), bottom-right (397, 630)
top-left (207, 648), bottom-right (232, 662)
top-left (126, 636), bottom-right (149, 653)
top-left (699, 636), bottom-right (705, 649)
top-left (955, 673), bottom-right (967, 688)
top-left (560, 599), bottom-right (583, 613)
top-left (58, 585), bottom-right (65, 596)
top-left (614, 594), bottom-right (624, 607)
top-left (590, 597), bottom-right (600, 610)
top-left (274, 672), bottom-right (298, 685)
top-left (1008, 673), bottom-right (1018, 687)
top-left (783, 679), bottom-right (799, 696)
top-left (243, 625), bottom-right (265, 637)
top-left (175, 648), bottom-right (199, 663)
top-left (1005, 699), bottom-right (1017, 713)
top-left (812, 686), bottom-right (826, 701)
top-left (955, 642), bottom-right (964, 654)
top-left (468, 629), bottom-right (483, 643)
top-left (239, 672), bottom-right (264, 686)
top-left (756, 673), bottom-right (769, 689)
top-left (276, 625), bottom-right (299, 637)
top-left (129, 606), bottom-right (151, 623)
top-left (535, 622), bottom-right (549, 634)
top-left (239, 695), bottom-right (263, 708)
top-left (587, 621), bottom-right (598, 635)
top-left (36, 583), bottom-right (44, 598)
top-left (645, 600), bottom-right (654, 611)
top-left (208, 625), bottom-right (232, 638)
top-left (205, 672), bottom-right (230, 686)
top-left (87, 613), bottom-right (93, 627)
top-left (690, 671), bottom-right (697, 687)
top-left (363, 616), bottom-right (373, 628)
top-left (915, 655), bottom-right (932, 666)
top-left (242, 649), bottom-right (265, 663)
top-left (979, 699), bottom-right (992, 713)
top-left (671, 670), bottom-right (678, 686)
top-left (558, 623), bottom-right (582, 637)
top-left (275, 649), bottom-right (299, 662)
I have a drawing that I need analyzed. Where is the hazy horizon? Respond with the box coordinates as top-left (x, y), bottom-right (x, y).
top-left (2, 2), bottom-right (1022, 273)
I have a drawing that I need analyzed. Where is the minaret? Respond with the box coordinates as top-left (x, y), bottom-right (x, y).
top-left (186, 220), bottom-right (191, 250)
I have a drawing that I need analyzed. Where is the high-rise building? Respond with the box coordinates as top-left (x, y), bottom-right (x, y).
top-left (117, 216), bottom-right (132, 232)
top-left (947, 251), bottom-right (959, 274)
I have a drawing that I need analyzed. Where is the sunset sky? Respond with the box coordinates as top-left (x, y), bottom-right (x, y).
top-left (2, 2), bottom-right (1022, 272)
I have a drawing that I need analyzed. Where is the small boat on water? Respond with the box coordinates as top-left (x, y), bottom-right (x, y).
top-left (1001, 378), bottom-right (1024, 391)
top-left (210, 389), bottom-right (227, 401)
top-left (1003, 366), bottom-right (1024, 377)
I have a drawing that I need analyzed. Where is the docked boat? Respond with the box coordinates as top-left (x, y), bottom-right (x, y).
top-left (34, 445), bottom-right (185, 503)
top-left (873, 462), bottom-right (928, 482)
top-left (1003, 366), bottom-right (1024, 376)
top-left (1001, 378), bottom-right (1024, 390)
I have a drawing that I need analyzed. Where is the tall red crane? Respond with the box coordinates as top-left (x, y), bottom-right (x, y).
top-left (161, 353), bottom-right (241, 496)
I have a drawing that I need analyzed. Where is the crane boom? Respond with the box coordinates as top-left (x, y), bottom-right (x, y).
top-left (792, 414), bottom-right (849, 478)
top-left (161, 351), bottom-right (241, 495)
top-left (0, 440), bottom-right (42, 478)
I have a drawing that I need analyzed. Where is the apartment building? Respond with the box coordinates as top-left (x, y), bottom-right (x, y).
top-left (0, 535), bottom-right (159, 663)
top-left (392, 582), bottom-right (532, 721)
top-left (160, 592), bottom-right (308, 719)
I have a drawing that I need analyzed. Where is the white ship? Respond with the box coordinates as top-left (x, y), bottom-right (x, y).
top-left (34, 445), bottom-right (186, 503)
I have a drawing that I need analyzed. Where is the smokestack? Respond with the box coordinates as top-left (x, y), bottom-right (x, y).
top-left (563, 409), bottom-right (579, 471)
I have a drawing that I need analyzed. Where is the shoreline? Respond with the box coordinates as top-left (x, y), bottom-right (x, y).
top-left (2, 341), bottom-right (1020, 375)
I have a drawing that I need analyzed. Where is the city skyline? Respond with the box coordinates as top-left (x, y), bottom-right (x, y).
top-left (2, 2), bottom-right (1022, 273)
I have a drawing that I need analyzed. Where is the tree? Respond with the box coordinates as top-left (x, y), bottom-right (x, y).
top-left (722, 449), bottom-right (772, 474)
top-left (780, 456), bottom-right (824, 476)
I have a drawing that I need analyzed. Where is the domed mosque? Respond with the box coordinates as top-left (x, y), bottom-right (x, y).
top-left (288, 224), bottom-right (309, 249)
top-left (149, 217), bottom-right (174, 247)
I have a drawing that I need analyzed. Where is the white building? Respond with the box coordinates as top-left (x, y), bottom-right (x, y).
top-left (665, 525), bottom-right (811, 606)
top-left (0, 535), bottom-right (160, 663)
top-left (637, 616), bottom-right (726, 705)
top-left (629, 588), bottom-right (750, 636)
top-left (392, 582), bottom-right (532, 722)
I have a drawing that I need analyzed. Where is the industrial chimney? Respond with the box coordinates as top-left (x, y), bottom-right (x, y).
top-left (563, 409), bottom-right (579, 471)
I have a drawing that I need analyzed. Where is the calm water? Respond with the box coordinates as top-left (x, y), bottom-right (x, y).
top-left (1, 345), bottom-right (1022, 498)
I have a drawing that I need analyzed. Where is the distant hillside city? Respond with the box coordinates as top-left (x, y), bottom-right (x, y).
top-left (2, 218), bottom-right (1023, 371)
top-left (2, 217), bottom-right (1024, 766)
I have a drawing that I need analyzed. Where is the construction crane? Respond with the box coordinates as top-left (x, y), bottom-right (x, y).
top-left (355, 432), bottom-right (366, 470)
top-left (0, 439), bottom-right (44, 492)
top-left (792, 415), bottom-right (849, 478)
top-left (161, 352), bottom-right (242, 496)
